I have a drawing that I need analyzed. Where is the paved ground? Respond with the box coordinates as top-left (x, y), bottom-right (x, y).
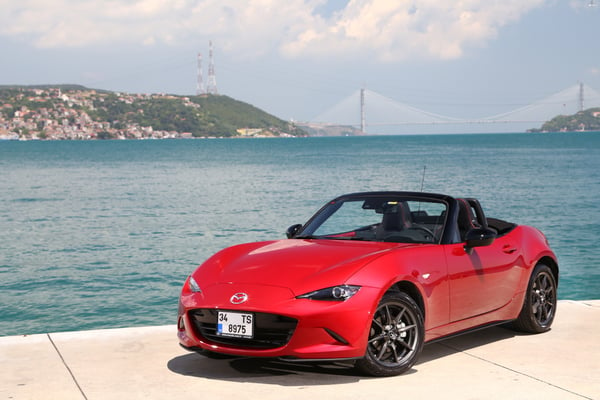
top-left (1, 300), bottom-right (599, 400)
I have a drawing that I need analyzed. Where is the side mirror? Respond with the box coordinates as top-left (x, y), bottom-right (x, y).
top-left (286, 224), bottom-right (303, 239)
top-left (464, 227), bottom-right (497, 255)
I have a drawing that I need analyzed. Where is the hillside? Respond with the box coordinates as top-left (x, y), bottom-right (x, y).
top-left (530, 107), bottom-right (600, 133)
top-left (0, 86), bottom-right (307, 140)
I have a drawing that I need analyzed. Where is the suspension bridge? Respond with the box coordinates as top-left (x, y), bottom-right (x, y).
top-left (306, 83), bottom-right (600, 134)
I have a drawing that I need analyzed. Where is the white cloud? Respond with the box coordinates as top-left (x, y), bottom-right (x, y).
top-left (1, 0), bottom-right (204, 47)
top-left (282, 0), bottom-right (548, 61)
top-left (0, 0), bottom-right (547, 61)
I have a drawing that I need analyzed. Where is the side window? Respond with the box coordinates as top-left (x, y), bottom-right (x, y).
top-left (407, 201), bottom-right (447, 235)
top-left (407, 201), bottom-right (446, 218)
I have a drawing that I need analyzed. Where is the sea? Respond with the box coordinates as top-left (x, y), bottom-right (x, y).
top-left (1, 133), bottom-right (599, 337)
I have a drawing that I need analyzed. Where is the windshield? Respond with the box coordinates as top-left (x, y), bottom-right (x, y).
top-left (300, 195), bottom-right (448, 244)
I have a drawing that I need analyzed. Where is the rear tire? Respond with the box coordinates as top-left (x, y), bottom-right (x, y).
top-left (512, 263), bottom-right (557, 333)
top-left (355, 292), bottom-right (424, 376)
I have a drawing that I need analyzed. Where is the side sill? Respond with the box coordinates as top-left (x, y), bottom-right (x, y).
top-left (425, 320), bottom-right (514, 345)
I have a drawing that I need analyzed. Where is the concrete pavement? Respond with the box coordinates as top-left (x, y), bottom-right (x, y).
top-left (1, 300), bottom-right (599, 400)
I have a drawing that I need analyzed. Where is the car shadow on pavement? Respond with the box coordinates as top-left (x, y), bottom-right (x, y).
top-left (167, 325), bottom-right (519, 385)
top-left (167, 354), bottom-right (363, 385)
top-left (416, 325), bottom-right (518, 365)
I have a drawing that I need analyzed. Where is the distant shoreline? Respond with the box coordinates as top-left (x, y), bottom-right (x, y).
top-left (2, 130), bottom-right (600, 142)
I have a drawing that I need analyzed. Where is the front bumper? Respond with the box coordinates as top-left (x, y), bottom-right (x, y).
top-left (177, 285), bottom-right (378, 360)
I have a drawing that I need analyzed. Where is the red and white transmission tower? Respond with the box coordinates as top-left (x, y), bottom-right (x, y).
top-left (196, 53), bottom-right (204, 95)
top-left (206, 41), bottom-right (218, 94)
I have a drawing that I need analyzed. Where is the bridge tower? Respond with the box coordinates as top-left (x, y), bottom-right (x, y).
top-left (579, 82), bottom-right (585, 112)
top-left (360, 88), bottom-right (366, 134)
top-left (206, 41), bottom-right (218, 95)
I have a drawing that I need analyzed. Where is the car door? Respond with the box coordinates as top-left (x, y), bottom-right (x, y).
top-left (445, 233), bottom-right (523, 322)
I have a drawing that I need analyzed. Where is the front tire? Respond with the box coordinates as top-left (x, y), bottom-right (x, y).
top-left (513, 263), bottom-right (557, 333)
top-left (355, 292), bottom-right (424, 376)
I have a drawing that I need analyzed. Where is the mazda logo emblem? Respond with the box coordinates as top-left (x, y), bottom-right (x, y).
top-left (230, 292), bottom-right (249, 304)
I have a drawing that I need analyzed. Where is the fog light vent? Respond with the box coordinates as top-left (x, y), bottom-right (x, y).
top-left (324, 328), bottom-right (349, 345)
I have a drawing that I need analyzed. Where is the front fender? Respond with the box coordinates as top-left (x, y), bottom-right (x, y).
top-left (520, 226), bottom-right (559, 285)
top-left (346, 245), bottom-right (450, 330)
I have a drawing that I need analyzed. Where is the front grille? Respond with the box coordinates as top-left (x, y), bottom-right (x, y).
top-left (188, 309), bottom-right (298, 349)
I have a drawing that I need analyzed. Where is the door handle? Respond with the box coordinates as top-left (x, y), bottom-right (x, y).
top-left (502, 244), bottom-right (517, 254)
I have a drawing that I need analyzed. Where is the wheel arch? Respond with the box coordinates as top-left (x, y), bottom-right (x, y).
top-left (538, 256), bottom-right (559, 285)
top-left (386, 280), bottom-right (426, 320)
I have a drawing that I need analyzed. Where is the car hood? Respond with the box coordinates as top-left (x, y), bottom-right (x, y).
top-left (195, 239), bottom-right (403, 295)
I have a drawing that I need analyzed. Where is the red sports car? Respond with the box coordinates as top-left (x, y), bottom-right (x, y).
top-left (177, 191), bottom-right (558, 376)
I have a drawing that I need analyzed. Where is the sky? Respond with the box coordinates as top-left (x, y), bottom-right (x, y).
top-left (1, 0), bottom-right (599, 133)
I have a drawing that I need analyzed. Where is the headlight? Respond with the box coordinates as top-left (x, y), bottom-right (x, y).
top-left (188, 276), bottom-right (202, 293)
top-left (297, 285), bottom-right (360, 301)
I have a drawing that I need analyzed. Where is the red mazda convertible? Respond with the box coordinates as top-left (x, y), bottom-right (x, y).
top-left (177, 191), bottom-right (558, 376)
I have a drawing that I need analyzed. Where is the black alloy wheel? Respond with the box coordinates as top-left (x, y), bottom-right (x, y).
top-left (355, 291), bottom-right (424, 376)
top-left (513, 263), bottom-right (557, 333)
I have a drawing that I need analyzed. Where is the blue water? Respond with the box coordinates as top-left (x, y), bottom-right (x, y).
top-left (1, 133), bottom-right (599, 336)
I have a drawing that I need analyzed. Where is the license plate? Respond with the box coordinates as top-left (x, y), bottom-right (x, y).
top-left (217, 311), bottom-right (254, 338)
